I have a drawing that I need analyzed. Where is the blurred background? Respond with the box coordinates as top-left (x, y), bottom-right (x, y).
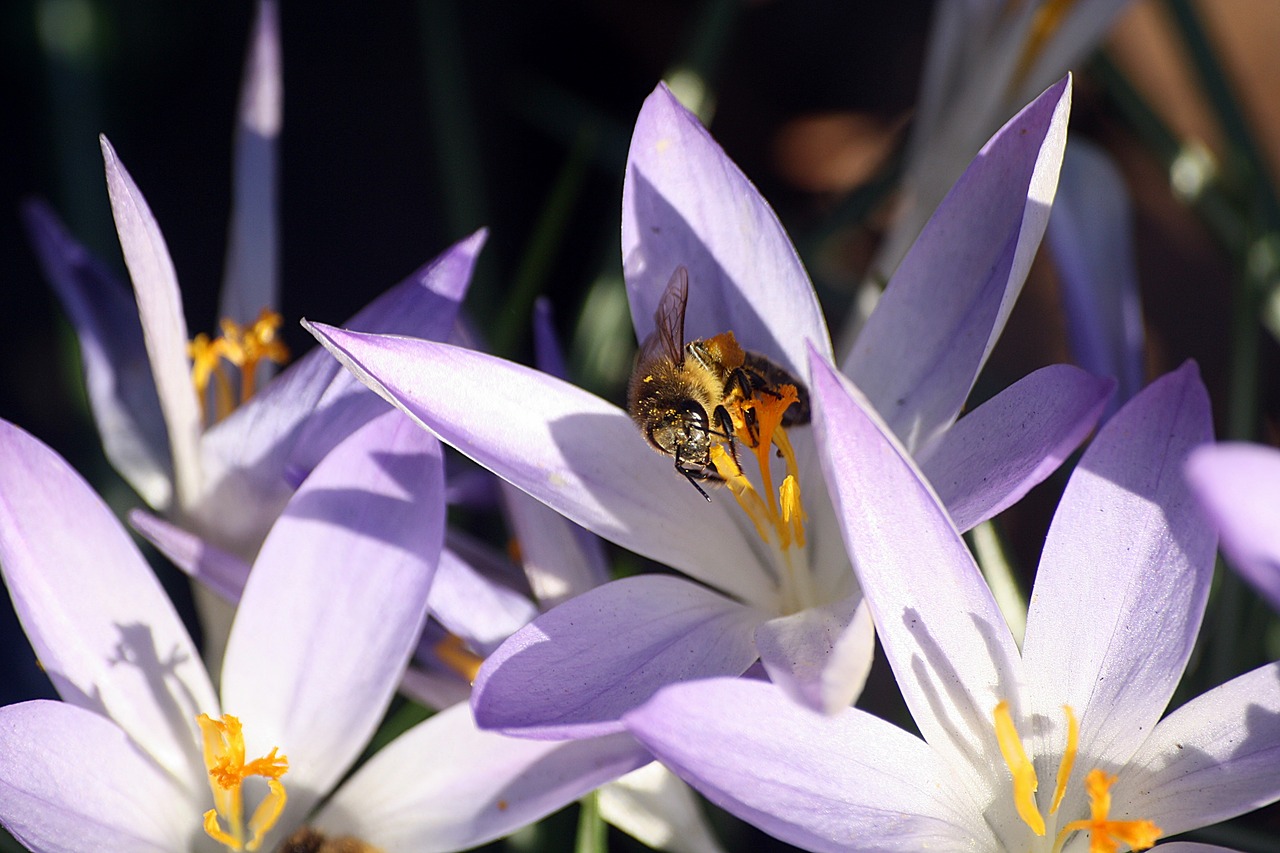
top-left (3, 0), bottom-right (1280, 850)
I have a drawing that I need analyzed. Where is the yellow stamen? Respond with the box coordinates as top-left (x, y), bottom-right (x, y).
top-left (188, 308), bottom-right (290, 422)
top-left (710, 444), bottom-right (773, 545)
top-left (1050, 704), bottom-right (1079, 815)
top-left (1054, 769), bottom-right (1161, 853)
top-left (993, 700), bottom-right (1045, 836)
top-left (435, 633), bottom-right (485, 683)
top-left (724, 384), bottom-right (807, 551)
top-left (197, 713), bottom-right (289, 851)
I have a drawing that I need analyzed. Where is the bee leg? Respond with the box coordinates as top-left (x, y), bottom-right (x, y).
top-left (711, 404), bottom-right (743, 465)
top-left (674, 447), bottom-right (713, 501)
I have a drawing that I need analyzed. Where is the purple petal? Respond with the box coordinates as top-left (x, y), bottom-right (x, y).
top-left (0, 420), bottom-right (216, 790)
top-left (755, 595), bottom-right (874, 715)
top-left (1023, 362), bottom-right (1215, 777)
top-left (472, 575), bottom-right (764, 740)
top-left (919, 364), bottom-right (1114, 532)
top-left (22, 200), bottom-right (173, 509)
top-left (0, 700), bottom-right (191, 852)
top-left (1186, 442), bottom-right (1280, 613)
top-left (1048, 139), bottom-right (1145, 413)
top-left (625, 678), bottom-right (984, 851)
top-left (281, 228), bottom-right (485, 478)
top-left (220, 410), bottom-right (444, 814)
top-left (129, 508), bottom-right (252, 604)
top-left (501, 481), bottom-right (608, 609)
top-left (317, 701), bottom-right (650, 851)
top-left (101, 135), bottom-right (205, 511)
top-left (808, 349), bottom-right (1022, 779)
top-left (622, 83), bottom-right (831, 379)
top-left (428, 546), bottom-right (538, 655)
top-left (1112, 661), bottom-right (1280, 838)
top-left (845, 77), bottom-right (1072, 454)
top-left (219, 0), bottom-right (282, 328)
top-left (306, 323), bottom-right (778, 606)
top-left (194, 230), bottom-right (484, 555)
top-left (598, 763), bottom-right (728, 853)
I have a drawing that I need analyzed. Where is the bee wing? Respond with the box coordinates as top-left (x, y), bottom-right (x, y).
top-left (638, 266), bottom-right (689, 364)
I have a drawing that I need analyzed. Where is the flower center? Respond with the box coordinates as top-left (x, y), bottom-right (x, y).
top-left (275, 827), bottom-right (384, 852)
top-left (197, 713), bottom-right (289, 851)
top-left (992, 702), bottom-right (1161, 853)
top-left (189, 308), bottom-right (290, 423)
top-left (709, 379), bottom-right (811, 611)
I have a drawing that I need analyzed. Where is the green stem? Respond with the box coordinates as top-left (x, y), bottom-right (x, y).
top-left (574, 790), bottom-right (608, 853)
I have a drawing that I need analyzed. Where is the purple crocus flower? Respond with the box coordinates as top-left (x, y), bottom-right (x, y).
top-left (625, 358), bottom-right (1280, 852)
top-left (305, 76), bottom-right (1112, 733)
top-left (1186, 442), bottom-right (1280, 613)
top-left (24, 0), bottom-right (479, 562)
top-left (0, 414), bottom-right (646, 852)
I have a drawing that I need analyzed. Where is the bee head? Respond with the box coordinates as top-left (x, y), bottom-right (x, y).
top-left (648, 400), bottom-right (712, 463)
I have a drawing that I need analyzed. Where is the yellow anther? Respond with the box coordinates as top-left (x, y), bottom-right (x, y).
top-left (188, 308), bottom-right (290, 422)
top-left (197, 713), bottom-right (289, 851)
top-left (1050, 704), bottom-right (1079, 815)
top-left (435, 633), bottom-right (485, 684)
top-left (1054, 769), bottom-right (1161, 853)
top-left (993, 700), bottom-right (1045, 836)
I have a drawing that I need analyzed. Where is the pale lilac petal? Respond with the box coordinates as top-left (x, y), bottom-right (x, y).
top-left (808, 350), bottom-right (1021, 803)
top-left (845, 77), bottom-right (1071, 454)
top-left (0, 420), bottom-right (216, 792)
top-left (282, 229), bottom-right (485, 479)
top-left (1112, 662), bottom-right (1280, 838)
top-left (1014, 0), bottom-right (1133, 109)
top-left (919, 364), bottom-right (1114, 532)
top-left (472, 575), bottom-right (765, 739)
top-left (306, 323), bottom-right (778, 606)
top-left (428, 545), bottom-right (538, 655)
top-left (22, 200), bottom-right (173, 509)
top-left (316, 701), bottom-right (649, 852)
top-left (622, 83), bottom-right (831, 378)
top-left (0, 701), bottom-right (192, 852)
top-left (1186, 443), bottom-right (1280, 613)
top-left (221, 411), bottom-right (444, 815)
top-left (219, 0), bottom-right (282, 327)
top-left (501, 481), bottom-right (608, 609)
top-left (400, 662), bottom-right (472, 712)
top-left (755, 595), bottom-right (874, 715)
top-left (1048, 139), bottom-right (1145, 412)
top-left (1024, 362), bottom-right (1215, 785)
top-left (195, 231), bottom-right (484, 556)
top-left (599, 763), bottom-right (727, 853)
top-left (129, 508), bottom-right (252, 604)
top-left (625, 679), bottom-right (986, 852)
top-left (101, 135), bottom-right (204, 511)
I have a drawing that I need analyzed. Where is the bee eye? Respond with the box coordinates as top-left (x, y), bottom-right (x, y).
top-left (678, 401), bottom-right (708, 433)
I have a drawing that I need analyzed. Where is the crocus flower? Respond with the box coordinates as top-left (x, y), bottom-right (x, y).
top-left (129, 302), bottom-right (725, 853)
top-left (306, 76), bottom-right (1112, 733)
top-left (866, 0), bottom-right (1133, 282)
top-left (1186, 442), bottom-right (1280, 613)
top-left (625, 357), bottom-right (1280, 852)
top-left (0, 412), bottom-right (647, 852)
top-left (24, 0), bottom-right (480, 562)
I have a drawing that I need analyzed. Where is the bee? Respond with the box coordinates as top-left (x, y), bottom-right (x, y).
top-left (627, 266), bottom-right (810, 500)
